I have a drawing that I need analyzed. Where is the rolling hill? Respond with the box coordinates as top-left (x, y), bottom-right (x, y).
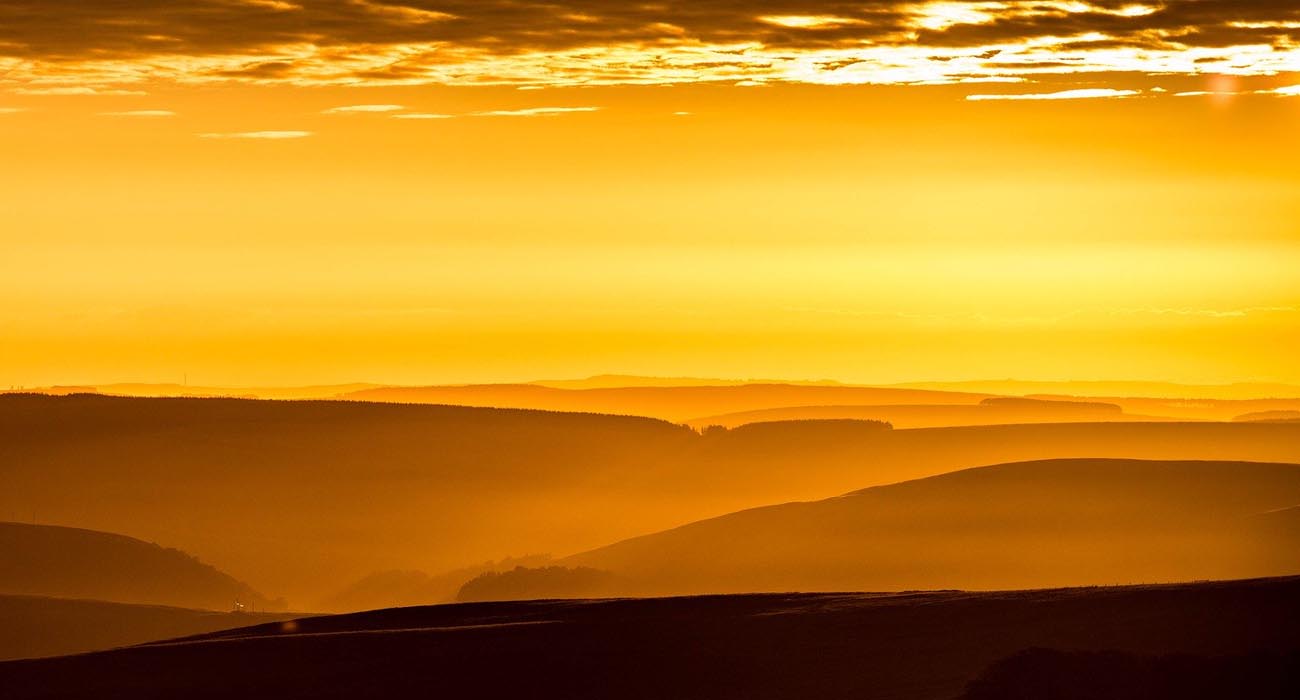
top-left (959, 647), bottom-right (1300, 700)
top-left (336, 383), bottom-right (994, 421)
top-left (0, 577), bottom-right (1295, 700)
top-left (1235, 410), bottom-right (1300, 423)
top-left (318, 555), bottom-right (551, 613)
top-left (0, 383), bottom-right (382, 400)
top-left (340, 381), bottom-right (1300, 422)
top-left (560, 459), bottom-right (1300, 596)
top-left (6, 394), bottom-right (1300, 605)
top-left (893, 379), bottom-right (1300, 401)
top-left (0, 522), bottom-right (279, 611)
top-left (0, 595), bottom-right (295, 661)
top-left (687, 397), bottom-right (1137, 429)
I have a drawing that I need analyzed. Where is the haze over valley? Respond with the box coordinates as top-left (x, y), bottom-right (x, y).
top-left (6, 0), bottom-right (1300, 694)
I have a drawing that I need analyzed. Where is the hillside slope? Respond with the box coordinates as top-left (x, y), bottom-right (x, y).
top-left (563, 459), bottom-right (1300, 595)
top-left (0, 577), bottom-right (1295, 700)
top-left (0, 595), bottom-right (294, 661)
top-left (338, 383), bottom-right (993, 421)
top-left (0, 523), bottom-right (277, 611)
top-left (6, 394), bottom-right (1300, 604)
top-left (687, 397), bottom-right (1138, 429)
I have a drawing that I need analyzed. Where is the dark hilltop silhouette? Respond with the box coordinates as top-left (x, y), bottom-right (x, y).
top-left (0, 595), bottom-right (295, 661)
top-left (319, 555), bottom-right (552, 613)
top-left (959, 647), bottom-right (1300, 700)
top-left (456, 565), bottom-right (621, 602)
top-left (0, 576), bottom-right (1295, 699)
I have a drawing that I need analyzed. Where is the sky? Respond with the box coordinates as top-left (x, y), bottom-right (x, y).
top-left (2, 1), bottom-right (1299, 387)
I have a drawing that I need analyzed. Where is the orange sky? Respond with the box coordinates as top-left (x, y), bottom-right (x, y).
top-left (2, 2), bottom-right (1299, 387)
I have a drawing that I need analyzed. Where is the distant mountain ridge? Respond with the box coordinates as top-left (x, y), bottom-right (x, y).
top-left (894, 379), bottom-right (1300, 401)
top-left (6, 394), bottom-right (1300, 605)
top-left (336, 383), bottom-right (994, 421)
top-left (687, 397), bottom-right (1136, 429)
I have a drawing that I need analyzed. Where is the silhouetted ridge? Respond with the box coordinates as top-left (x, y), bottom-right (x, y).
top-left (561, 459), bottom-right (1300, 596)
top-left (7, 394), bottom-right (1300, 604)
top-left (0, 523), bottom-right (279, 611)
top-left (319, 555), bottom-right (551, 612)
top-left (0, 595), bottom-right (295, 661)
top-left (978, 396), bottom-right (1121, 412)
top-left (1, 577), bottom-right (1296, 700)
top-left (1234, 410), bottom-right (1300, 423)
top-left (695, 418), bottom-right (893, 452)
top-left (456, 566), bottom-right (619, 602)
top-left (338, 382), bottom-right (992, 421)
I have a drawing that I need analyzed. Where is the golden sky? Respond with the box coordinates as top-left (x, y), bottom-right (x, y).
top-left (2, 1), bottom-right (1299, 386)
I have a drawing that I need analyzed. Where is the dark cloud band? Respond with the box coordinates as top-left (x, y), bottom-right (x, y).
top-left (1, 1), bottom-right (1298, 87)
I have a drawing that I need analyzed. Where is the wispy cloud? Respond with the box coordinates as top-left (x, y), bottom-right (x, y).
top-left (322, 104), bottom-right (404, 114)
top-left (101, 109), bottom-right (175, 117)
top-left (0, 107), bottom-right (27, 114)
top-left (1175, 85), bottom-right (1300, 98)
top-left (391, 112), bottom-right (454, 120)
top-left (472, 106), bottom-right (599, 117)
top-left (758, 15), bottom-right (866, 29)
top-left (197, 130), bottom-right (312, 139)
top-left (14, 86), bottom-right (146, 96)
top-left (966, 88), bottom-right (1140, 101)
top-left (243, 0), bottom-right (301, 10)
top-left (1261, 85), bottom-right (1300, 97)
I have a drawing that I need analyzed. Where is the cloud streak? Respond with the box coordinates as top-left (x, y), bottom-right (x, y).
top-left (101, 109), bottom-right (175, 117)
top-left (197, 130), bottom-right (312, 139)
top-left (323, 104), bottom-right (405, 113)
top-left (13, 86), bottom-right (146, 96)
top-left (472, 106), bottom-right (599, 117)
top-left (966, 88), bottom-right (1140, 101)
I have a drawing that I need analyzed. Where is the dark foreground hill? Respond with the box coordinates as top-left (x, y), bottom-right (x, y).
top-left (561, 459), bottom-right (1300, 596)
top-left (6, 394), bottom-right (1300, 605)
top-left (0, 523), bottom-right (278, 611)
top-left (0, 595), bottom-right (295, 661)
top-left (1, 577), bottom-right (1296, 700)
top-left (959, 647), bottom-right (1300, 700)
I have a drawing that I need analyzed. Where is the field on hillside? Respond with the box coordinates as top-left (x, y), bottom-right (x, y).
top-left (2, 577), bottom-right (1296, 700)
